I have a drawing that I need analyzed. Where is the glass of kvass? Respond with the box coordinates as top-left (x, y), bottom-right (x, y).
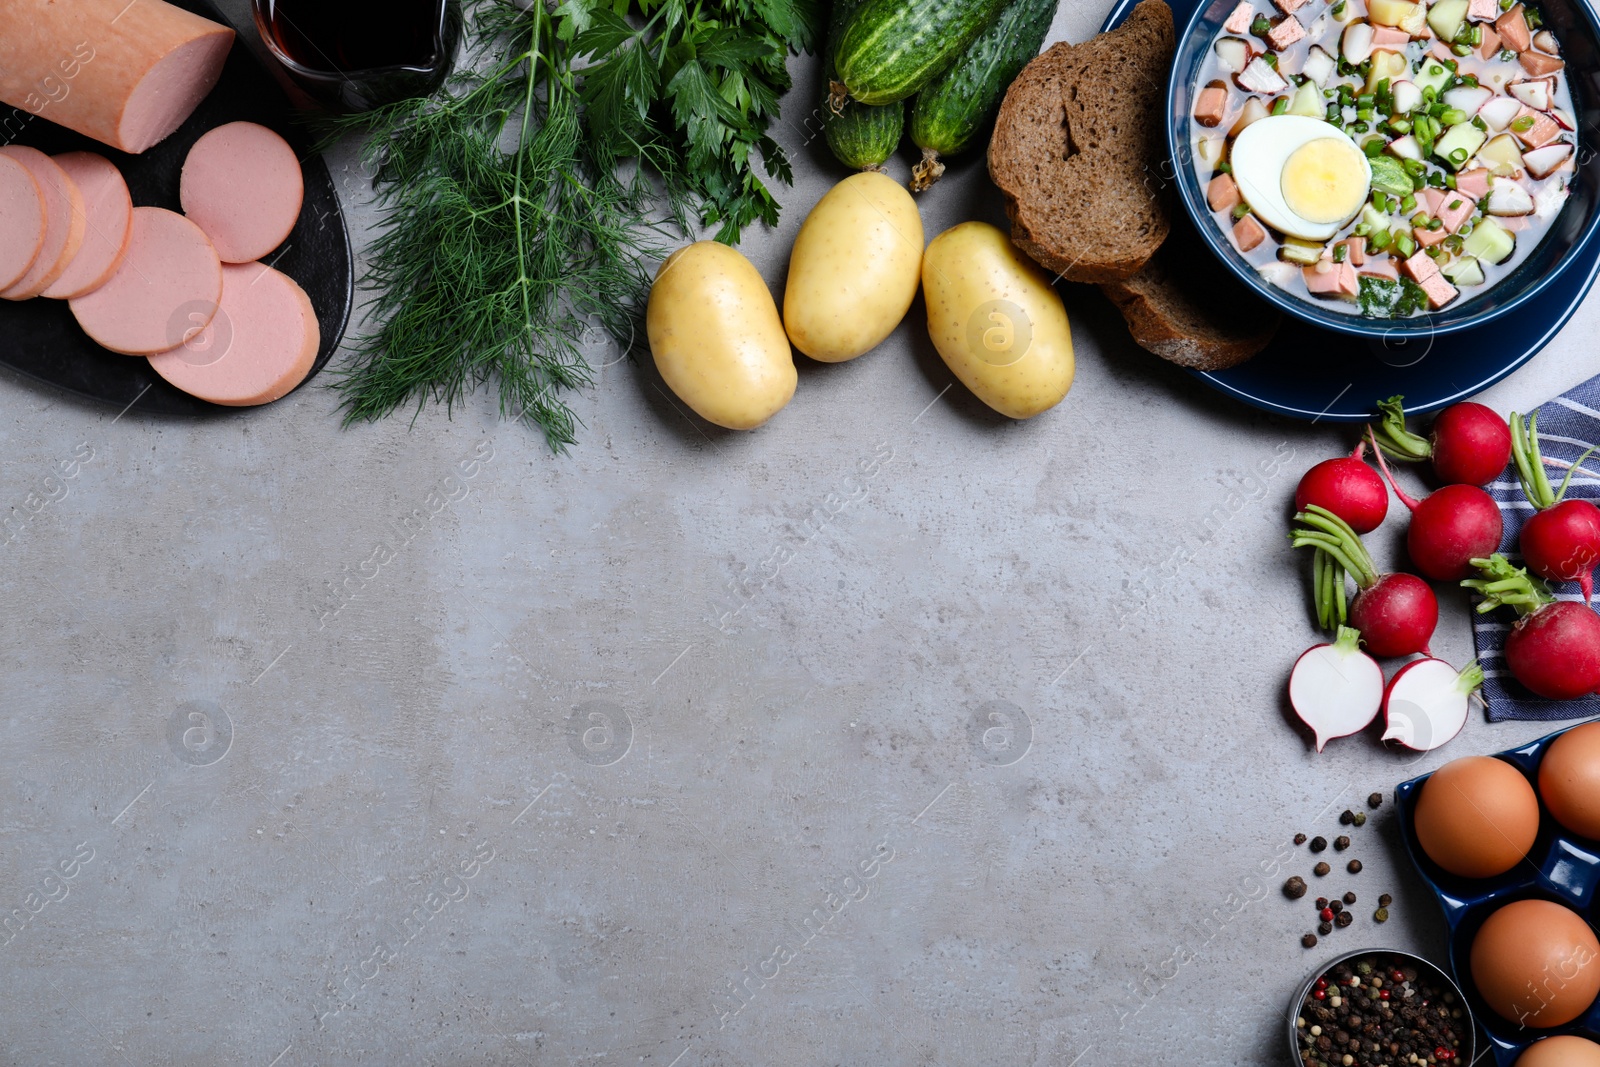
top-left (252, 0), bottom-right (463, 112)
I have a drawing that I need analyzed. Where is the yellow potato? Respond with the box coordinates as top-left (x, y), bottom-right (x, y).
top-left (647, 241), bottom-right (797, 430)
top-left (782, 171), bottom-right (925, 362)
top-left (921, 222), bottom-right (1074, 419)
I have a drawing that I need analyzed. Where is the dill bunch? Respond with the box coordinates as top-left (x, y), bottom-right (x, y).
top-left (322, 0), bottom-right (819, 446)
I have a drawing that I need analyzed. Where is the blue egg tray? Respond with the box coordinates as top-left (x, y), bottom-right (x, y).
top-left (1396, 725), bottom-right (1600, 1065)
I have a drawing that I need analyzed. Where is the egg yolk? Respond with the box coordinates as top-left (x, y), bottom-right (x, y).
top-left (1281, 138), bottom-right (1370, 226)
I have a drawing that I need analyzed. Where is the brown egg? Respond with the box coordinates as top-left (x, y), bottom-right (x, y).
top-left (1516, 1035), bottom-right (1600, 1067)
top-left (1471, 899), bottom-right (1600, 1027)
top-left (1414, 755), bottom-right (1541, 878)
top-left (1540, 721), bottom-right (1600, 839)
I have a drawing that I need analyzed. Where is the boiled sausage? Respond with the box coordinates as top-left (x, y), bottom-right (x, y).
top-left (0, 156), bottom-right (45, 292)
top-left (69, 207), bottom-right (222, 355)
top-left (180, 122), bottom-right (303, 263)
top-left (0, 147), bottom-right (85, 300)
top-left (41, 152), bottom-right (133, 300)
top-left (0, 0), bottom-right (234, 154)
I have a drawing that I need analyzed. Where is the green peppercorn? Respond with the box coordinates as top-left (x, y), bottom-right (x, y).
top-left (1374, 907), bottom-right (1390, 923)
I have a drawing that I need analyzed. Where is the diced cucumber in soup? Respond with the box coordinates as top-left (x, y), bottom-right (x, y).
top-left (1427, 0), bottom-right (1469, 43)
top-left (1442, 256), bottom-right (1485, 286)
top-left (1434, 123), bottom-right (1487, 170)
top-left (1414, 59), bottom-right (1455, 96)
top-left (1463, 219), bottom-right (1516, 265)
top-left (1290, 82), bottom-right (1326, 116)
top-left (1367, 0), bottom-right (1418, 26)
top-left (1281, 239), bottom-right (1328, 265)
top-left (1479, 134), bottom-right (1525, 176)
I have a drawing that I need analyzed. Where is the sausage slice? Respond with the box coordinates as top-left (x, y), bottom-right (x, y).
top-left (40, 153), bottom-right (133, 299)
top-left (69, 207), bottom-right (222, 355)
top-left (0, 155), bottom-right (45, 292)
top-left (180, 122), bottom-right (304, 263)
top-left (0, 146), bottom-right (85, 300)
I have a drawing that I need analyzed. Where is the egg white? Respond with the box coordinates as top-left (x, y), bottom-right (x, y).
top-left (1231, 115), bottom-right (1373, 241)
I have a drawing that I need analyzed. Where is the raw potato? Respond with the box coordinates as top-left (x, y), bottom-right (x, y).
top-left (921, 222), bottom-right (1074, 418)
top-left (647, 242), bottom-right (797, 430)
top-left (783, 171), bottom-right (924, 362)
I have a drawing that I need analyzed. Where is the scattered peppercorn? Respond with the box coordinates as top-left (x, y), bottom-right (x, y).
top-left (1320, 906), bottom-right (1335, 921)
top-left (1310, 836), bottom-right (1328, 853)
top-left (1318, 920), bottom-right (1334, 935)
top-left (1339, 809), bottom-right (1356, 825)
top-left (1303, 933), bottom-right (1319, 948)
top-left (1315, 896), bottom-right (1329, 910)
top-left (1335, 910), bottom-right (1354, 928)
top-left (1284, 876), bottom-right (1308, 899)
top-left (1368, 792), bottom-right (1384, 809)
top-left (1334, 835), bottom-right (1351, 851)
top-left (1374, 907), bottom-right (1390, 922)
top-left (1347, 859), bottom-right (1363, 874)
top-left (1294, 833), bottom-right (1308, 845)
top-left (1379, 893), bottom-right (1392, 907)
top-left (1352, 811), bottom-right (1367, 827)
top-left (1329, 899), bottom-right (1344, 914)
top-left (1343, 891), bottom-right (1357, 905)
top-left (1315, 861), bottom-right (1331, 876)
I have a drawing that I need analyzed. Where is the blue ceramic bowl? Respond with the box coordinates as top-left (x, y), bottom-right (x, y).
top-left (1166, 0), bottom-right (1600, 340)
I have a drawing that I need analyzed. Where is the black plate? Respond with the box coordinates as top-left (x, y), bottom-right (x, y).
top-left (0, 0), bottom-right (351, 415)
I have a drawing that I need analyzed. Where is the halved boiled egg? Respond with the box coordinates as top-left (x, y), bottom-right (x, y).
top-left (1231, 114), bottom-right (1373, 240)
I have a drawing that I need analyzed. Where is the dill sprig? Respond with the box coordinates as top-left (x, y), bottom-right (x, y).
top-left (321, 0), bottom-right (818, 446)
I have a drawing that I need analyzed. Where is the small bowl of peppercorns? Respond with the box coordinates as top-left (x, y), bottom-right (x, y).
top-left (1288, 948), bottom-right (1475, 1067)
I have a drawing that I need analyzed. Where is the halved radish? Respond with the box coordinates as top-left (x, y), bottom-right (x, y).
top-left (1509, 78), bottom-right (1553, 110)
top-left (1291, 626), bottom-right (1385, 752)
top-left (1343, 21), bottom-right (1376, 63)
top-left (69, 207), bottom-right (222, 356)
top-left (1392, 81), bottom-right (1423, 115)
top-left (1523, 144), bottom-right (1574, 180)
top-left (1381, 659), bottom-right (1483, 751)
top-left (1479, 95), bottom-right (1523, 132)
top-left (1216, 36), bottom-right (1252, 73)
top-left (1487, 178), bottom-right (1535, 216)
top-left (1534, 29), bottom-right (1559, 53)
top-left (1443, 85), bottom-right (1493, 115)
top-left (0, 146), bottom-right (85, 300)
top-left (148, 261), bottom-right (319, 406)
top-left (39, 153), bottom-right (133, 300)
top-left (1388, 135), bottom-right (1425, 162)
top-left (1553, 107), bottom-right (1577, 131)
top-left (0, 154), bottom-right (45, 292)
top-left (1238, 56), bottom-right (1288, 94)
top-left (180, 121), bottom-right (303, 264)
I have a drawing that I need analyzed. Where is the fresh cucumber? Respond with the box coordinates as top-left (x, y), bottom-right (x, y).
top-left (908, 0), bottom-right (1058, 191)
top-left (822, 0), bottom-right (904, 170)
top-left (832, 0), bottom-right (1011, 107)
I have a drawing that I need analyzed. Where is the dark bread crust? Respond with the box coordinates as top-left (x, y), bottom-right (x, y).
top-left (1099, 226), bottom-right (1282, 371)
top-left (987, 0), bottom-right (1175, 283)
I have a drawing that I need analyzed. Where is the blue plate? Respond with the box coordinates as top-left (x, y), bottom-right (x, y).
top-left (1396, 727), bottom-right (1600, 1065)
top-left (1100, 0), bottom-right (1600, 422)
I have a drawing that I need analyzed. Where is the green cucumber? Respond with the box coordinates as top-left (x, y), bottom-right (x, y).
top-left (908, 0), bottom-right (1058, 190)
top-left (832, 0), bottom-right (1011, 107)
top-left (822, 0), bottom-right (904, 170)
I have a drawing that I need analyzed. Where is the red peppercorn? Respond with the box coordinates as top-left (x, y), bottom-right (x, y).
top-left (1392, 970), bottom-right (1405, 982)
top-left (1320, 907), bottom-right (1335, 921)
top-left (1315, 977), bottom-right (1328, 991)
top-left (1436, 1047), bottom-right (1450, 1061)
top-left (1379, 989), bottom-right (1390, 1000)
top-left (1313, 989), bottom-right (1327, 1000)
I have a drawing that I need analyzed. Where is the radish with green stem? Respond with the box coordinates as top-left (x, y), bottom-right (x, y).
top-left (1292, 504), bottom-right (1439, 656)
top-left (1510, 411), bottom-right (1600, 602)
top-left (1464, 554), bottom-right (1600, 700)
top-left (1293, 444), bottom-right (1389, 628)
top-left (1370, 395), bottom-right (1513, 487)
top-left (1290, 625), bottom-right (1385, 752)
top-left (1367, 429), bottom-right (1504, 581)
top-left (1380, 659), bottom-right (1483, 751)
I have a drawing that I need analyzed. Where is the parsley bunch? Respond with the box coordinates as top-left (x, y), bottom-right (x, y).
top-left (325, 0), bottom-right (819, 446)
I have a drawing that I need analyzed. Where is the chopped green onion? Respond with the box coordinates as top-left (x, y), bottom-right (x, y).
top-left (1233, 203), bottom-right (1253, 219)
top-left (1350, 121), bottom-right (1370, 132)
top-left (1447, 199), bottom-right (1463, 211)
top-left (1395, 231), bottom-right (1418, 257)
top-left (1459, 220), bottom-right (1474, 235)
top-left (1388, 118), bottom-right (1412, 134)
top-left (1526, 7), bottom-right (1543, 28)
top-left (1251, 15), bottom-right (1271, 35)
top-left (1463, 74), bottom-right (1480, 87)
top-left (1500, 48), bottom-right (1516, 60)
top-left (1411, 212), bottom-right (1430, 227)
top-left (1355, 223), bottom-right (1373, 237)
top-left (1332, 0), bottom-right (1347, 15)
top-left (1401, 194), bottom-right (1417, 213)
top-left (1358, 107), bottom-right (1374, 120)
top-left (1428, 170), bottom-right (1448, 187)
top-left (1471, 116), bottom-right (1488, 131)
top-left (1444, 235), bottom-right (1465, 252)
top-left (1271, 96), bottom-right (1290, 115)
top-left (1452, 42), bottom-right (1471, 56)
top-left (1403, 158), bottom-right (1427, 176)
top-left (1263, 52), bottom-right (1279, 68)
top-left (1441, 108), bottom-right (1468, 126)
top-left (1363, 138), bottom-right (1386, 157)
top-left (1423, 86), bottom-right (1438, 103)
top-left (1512, 115), bottom-right (1536, 132)
top-left (1426, 218), bottom-right (1444, 231)
top-left (1370, 228), bottom-right (1393, 250)
top-left (1217, 161), bottom-right (1232, 174)
top-left (1333, 243), bottom-right (1349, 263)
top-left (1445, 174), bottom-right (1458, 189)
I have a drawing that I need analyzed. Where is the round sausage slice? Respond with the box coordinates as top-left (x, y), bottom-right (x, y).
top-left (180, 122), bottom-right (303, 263)
top-left (41, 153), bottom-right (134, 299)
top-left (0, 154), bottom-right (45, 292)
top-left (69, 207), bottom-right (222, 356)
top-left (148, 262), bottom-right (319, 406)
top-left (0, 146), bottom-right (86, 300)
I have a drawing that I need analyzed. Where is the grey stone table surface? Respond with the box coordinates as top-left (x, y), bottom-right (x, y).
top-left (4, 2), bottom-right (1598, 1065)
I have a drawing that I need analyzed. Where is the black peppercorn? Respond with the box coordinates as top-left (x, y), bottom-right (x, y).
top-left (1284, 876), bottom-right (1308, 899)
top-left (1348, 859), bottom-right (1363, 874)
top-left (1334, 835), bottom-right (1352, 851)
top-left (1368, 792), bottom-right (1384, 809)
top-left (1319, 920), bottom-right (1334, 935)
top-left (1378, 893), bottom-right (1392, 907)
top-left (1340, 809), bottom-right (1357, 825)
top-left (1344, 891), bottom-right (1357, 905)
top-left (1330, 899), bottom-right (1344, 914)
top-left (1315, 861), bottom-right (1331, 876)
top-left (1295, 833), bottom-right (1308, 845)
top-left (1311, 836), bottom-right (1328, 853)
top-left (1315, 896), bottom-right (1329, 910)
top-left (1335, 910), bottom-right (1354, 928)
top-left (1303, 933), bottom-right (1319, 948)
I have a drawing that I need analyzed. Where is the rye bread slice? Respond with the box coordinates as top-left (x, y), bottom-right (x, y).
top-left (1099, 218), bottom-right (1282, 371)
top-left (988, 0), bottom-right (1174, 284)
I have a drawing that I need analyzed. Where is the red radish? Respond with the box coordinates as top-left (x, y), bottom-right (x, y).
top-left (1509, 411), bottom-right (1600, 602)
top-left (1370, 395), bottom-right (1513, 487)
top-left (1380, 659), bottom-right (1483, 751)
top-left (1292, 504), bottom-right (1438, 656)
top-left (1464, 554), bottom-right (1600, 699)
top-left (1290, 626), bottom-right (1385, 752)
top-left (1367, 431), bottom-right (1505, 581)
top-left (1294, 441), bottom-right (1389, 533)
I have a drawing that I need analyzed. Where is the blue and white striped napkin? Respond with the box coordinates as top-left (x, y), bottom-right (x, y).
top-left (1473, 381), bottom-right (1600, 721)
